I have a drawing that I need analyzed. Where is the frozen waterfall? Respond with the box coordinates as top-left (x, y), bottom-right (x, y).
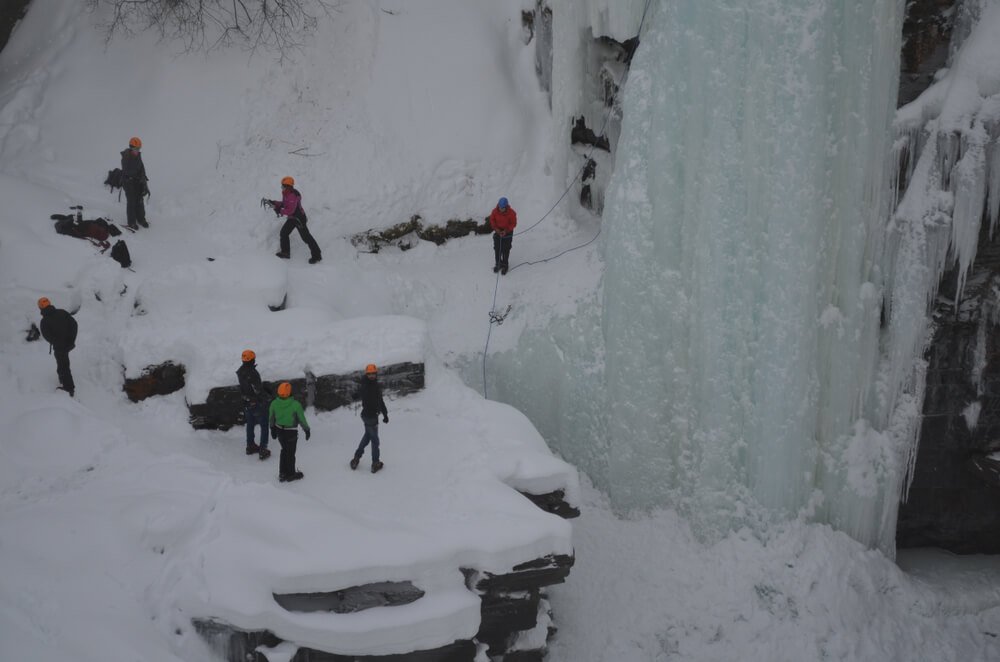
top-left (491, 0), bottom-right (926, 554)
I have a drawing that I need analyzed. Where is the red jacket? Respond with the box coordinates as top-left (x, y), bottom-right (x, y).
top-left (490, 206), bottom-right (517, 235)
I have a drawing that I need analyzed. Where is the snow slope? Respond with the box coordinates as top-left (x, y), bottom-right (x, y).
top-left (1, 0), bottom-right (999, 661)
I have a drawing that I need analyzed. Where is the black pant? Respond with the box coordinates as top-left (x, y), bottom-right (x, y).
top-left (53, 345), bottom-right (74, 392)
top-left (493, 233), bottom-right (512, 267)
top-left (124, 181), bottom-right (146, 227)
top-left (276, 428), bottom-right (299, 476)
top-left (280, 218), bottom-right (322, 259)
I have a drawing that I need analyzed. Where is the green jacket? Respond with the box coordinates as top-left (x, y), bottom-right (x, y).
top-left (269, 396), bottom-right (310, 431)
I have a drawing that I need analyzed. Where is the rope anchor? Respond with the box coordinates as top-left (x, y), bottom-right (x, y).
top-left (489, 305), bottom-right (512, 326)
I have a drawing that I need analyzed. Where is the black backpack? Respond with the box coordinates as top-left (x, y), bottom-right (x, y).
top-left (110, 240), bottom-right (131, 268)
top-left (105, 168), bottom-right (124, 193)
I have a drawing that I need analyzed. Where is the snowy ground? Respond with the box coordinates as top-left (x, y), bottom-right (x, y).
top-left (1, 1), bottom-right (999, 661)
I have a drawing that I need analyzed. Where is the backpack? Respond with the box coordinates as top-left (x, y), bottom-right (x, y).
top-left (105, 168), bottom-right (124, 192)
top-left (110, 240), bottom-right (132, 268)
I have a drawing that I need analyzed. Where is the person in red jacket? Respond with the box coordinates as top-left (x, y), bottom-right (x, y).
top-left (489, 196), bottom-right (517, 275)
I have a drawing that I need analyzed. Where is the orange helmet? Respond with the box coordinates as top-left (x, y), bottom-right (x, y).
top-left (241, 349), bottom-right (255, 362)
top-left (129, 136), bottom-right (142, 149)
top-left (37, 297), bottom-right (51, 310)
top-left (365, 363), bottom-right (377, 374)
top-left (277, 382), bottom-right (292, 398)
top-left (281, 176), bottom-right (294, 187)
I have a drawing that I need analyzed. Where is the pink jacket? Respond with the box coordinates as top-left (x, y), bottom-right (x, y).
top-left (277, 188), bottom-right (302, 218)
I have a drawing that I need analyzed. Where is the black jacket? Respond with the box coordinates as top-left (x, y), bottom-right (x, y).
top-left (356, 378), bottom-right (387, 419)
top-left (236, 361), bottom-right (267, 404)
top-left (40, 307), bottom-right (78, 350)
top-left (120, 149), bottom-right (147, 184)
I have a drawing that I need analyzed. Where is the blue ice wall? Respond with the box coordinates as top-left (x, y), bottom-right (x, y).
top-left (491, 0), bottom-right (913, 552)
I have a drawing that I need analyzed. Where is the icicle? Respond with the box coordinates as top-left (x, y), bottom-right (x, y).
top-left (948, 124), bottom-right (988, 300)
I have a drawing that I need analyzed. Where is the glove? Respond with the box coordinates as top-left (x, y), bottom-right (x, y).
top-left (270, 426), bottom-right (279, 438)
top-left (304, 429), bottom-right (311, 441)
top-left (383, 414), bottom-right (389, 424)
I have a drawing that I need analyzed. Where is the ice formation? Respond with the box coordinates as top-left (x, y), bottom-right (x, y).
top-left (489, 0), bottom-right (964, 553)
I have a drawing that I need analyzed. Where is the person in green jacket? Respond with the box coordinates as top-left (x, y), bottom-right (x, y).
top-left (268, 381), bottom-right (310, 482)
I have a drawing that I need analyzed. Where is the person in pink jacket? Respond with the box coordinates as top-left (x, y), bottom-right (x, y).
top-left (268, 176), bottom-right (322, 264)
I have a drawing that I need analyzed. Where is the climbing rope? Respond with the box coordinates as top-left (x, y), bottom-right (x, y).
top-left (483, 0), bottom-right (656, 399)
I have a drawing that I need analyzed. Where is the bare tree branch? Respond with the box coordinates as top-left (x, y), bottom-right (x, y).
top-left (85, 0), bottom-right (341, 60)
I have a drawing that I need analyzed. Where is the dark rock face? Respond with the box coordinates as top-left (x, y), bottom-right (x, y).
top-left (188, 362), bottom-right (424, 430)
top-left (897, 220), bottom-right (1000, 554)
top-left (193, 554), bottom-right (575, 661)
top-left (193, 618), bottom-right (475, 662)
top-left (123, 362), bottom-right (186, 402)
top-left (570, 116), bottom-right (610, 152)
top-left (518, 489), bottom-right (580, 519)
top-left (465, 554), bottom-right (574, 659)
top-left (0, 0), bottom-right (30, 54)
top-left (352, 216), bottom-right (491, 253)
top-left (898, 0), bottom-right (956, 107)
top-left (274, 581), bottom-right (425, 614)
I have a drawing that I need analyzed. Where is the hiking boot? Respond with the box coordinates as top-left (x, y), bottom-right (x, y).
top-left (493, 264), bottom-right (500, 273)
top-left (309, 256), bottom-right (322, 264)
top-left (137, 219), bottom-right (149, 228)
top-left (246, 442), bottom-right (260, 455)
top-left (275, 251), bottom-right (290, 259)
top-left (279, 473), bottom-right (290, 482)
top-left (57, 385), bottom-right (75, 397)
top-left (500, 264), bottom-right (509, 275)
top-left (350, 457), bottom-right (360, 470)
top-left (371, 461), bottom-right (384, 474)
top-left (127, 223), bottom-right (139, 230)
top-left (288, 471), bottom-right (304, 481)
top-left (258, 448), bottom-right (271, 460)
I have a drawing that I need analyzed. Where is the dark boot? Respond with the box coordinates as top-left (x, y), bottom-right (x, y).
top-left (350, 457), bottom-right (360, 470)
top-left (246, 442), bottom-right (260, 455)
top-left (258, 448), bottom-right (271, 460)
top-left (371, 461), bottom-right (384, 474)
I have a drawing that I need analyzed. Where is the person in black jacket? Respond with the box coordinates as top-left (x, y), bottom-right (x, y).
top-left (350, 363), bottom-right (389, 473)
top-left (236, 349), bottom-right (271, 460)
top-left (121, 136), bottom-right (149, 229)
top-left (38, 297), bottom-right (78, 396)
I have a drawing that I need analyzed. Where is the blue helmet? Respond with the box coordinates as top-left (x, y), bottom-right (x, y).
top-left (498, 197), bottom-right (508, 209)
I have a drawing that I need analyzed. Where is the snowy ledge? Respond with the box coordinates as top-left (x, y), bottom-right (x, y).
top-left (121, 311), bottom-right (427, 404)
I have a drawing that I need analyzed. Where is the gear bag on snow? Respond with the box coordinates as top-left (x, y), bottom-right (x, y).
top-left (51, 215), bottom-right (121, 242)
top-left (110, 240), bottom-right (131, 268)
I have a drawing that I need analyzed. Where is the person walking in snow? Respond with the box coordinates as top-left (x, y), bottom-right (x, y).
top-left (269, 381), bottom-right (310, 482)
top-left (489, 196), bottom-right (517, 275)
top-left (121, 137), bottom-right (149, 229)
top-left (237, 349), bottom-right (271, 460)
top-left (37, 297), bottom-right (78, 397)
top-left (267, 176), bottom-right (322, 264)
top-left (350, 363), bottom-right (389, 474)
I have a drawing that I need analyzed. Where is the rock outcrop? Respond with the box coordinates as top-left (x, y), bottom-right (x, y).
top-left (891, 0), bottom-right (1000, 555)
top-left (188, 361), bottom-right (425, 430)
top-left (193, 546), bottom-right (575, 661)
top-left (896, 229), bottom-right (1000, 553)
top-left (123, 361), bottom-right (186, 402)
top-left (351, 216), bottom-right (491, 254)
